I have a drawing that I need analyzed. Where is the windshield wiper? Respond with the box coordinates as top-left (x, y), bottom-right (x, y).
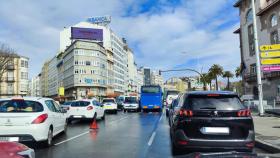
top-left (199, 107), bottom-right (216, 110)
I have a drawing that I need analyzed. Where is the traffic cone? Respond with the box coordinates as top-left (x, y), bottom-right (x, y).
top-left (90, 119), bottom-right (99, 129)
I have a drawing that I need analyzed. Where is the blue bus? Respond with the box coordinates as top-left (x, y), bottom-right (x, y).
top-left (140, 85), bottom-right (163, 112)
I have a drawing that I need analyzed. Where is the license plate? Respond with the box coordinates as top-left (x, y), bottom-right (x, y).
top-left (73, 115), bottom-right (82, 118)
top-left (0, 137), bottom-right (19, 142)
top-left (200, 127), bottom-right (230, 135)
top-left (154, 106), bottom-right (160, 109)
top-left (143, 106), bottom-right (148, 109)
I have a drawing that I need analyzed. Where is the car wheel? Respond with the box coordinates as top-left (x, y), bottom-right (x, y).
top-left (166, 109), bottom-right (169, 117)
top-left (114, 110), bottom-right (118, 114)
top-left (93, 113), bottom-right (97, 120)
top-left (101, 112), bottom-right (105, 120)
top-left (124, 109), bottom-right (127, 113)
top-left (171, 142), bottom-right (181, 156)
top-left (42, 128), bottom-right (53, 147)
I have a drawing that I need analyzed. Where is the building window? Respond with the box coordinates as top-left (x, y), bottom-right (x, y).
top-left (91, 70), bottom-right (95, 74)
top-left (248, 24), bottom-right (255, 56)
top-left (250, 64), bottom-right (256, 74)
top-left (271, 31), bottom-right (279, 44)
top-left (25, 61), bottom-right (28, 68)
top-left (246, 9), bottom-right (253, 24)
top-left (271, 14), bottom-right (278, 27)
top-left (86, 61), bottom-right (91, 66)
top-left (21, 60), bottom-right (25, 67)
top-left (74, 60), bottom-right (78, 65)
top-left (75, 69), bottom-right (79, 74)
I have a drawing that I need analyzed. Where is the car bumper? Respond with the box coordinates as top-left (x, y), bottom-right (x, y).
top-left (0, 124), bottom-right (49, 142)
top-left (173, 129), bottom-right (255, 151)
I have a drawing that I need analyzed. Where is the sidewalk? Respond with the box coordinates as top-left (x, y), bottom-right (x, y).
top-left (253, 116), bottom-right (280, 153)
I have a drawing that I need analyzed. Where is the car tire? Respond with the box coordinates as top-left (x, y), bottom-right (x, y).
top-left (166, 109), bottom-right (169, 117)
top-left (124, 109), bottom-right (127, 113)
top-left (42, 128), bottom-right (53, 147)
top-left (101, 112), bottom-right (105, 120)
top-left (114, 110), bottom-right (118, 114)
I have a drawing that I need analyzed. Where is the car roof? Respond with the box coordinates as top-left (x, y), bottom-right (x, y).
top-left (186, 91), bottom-right (237, 96)
top-left (0, 97), bottom-right (53, 102)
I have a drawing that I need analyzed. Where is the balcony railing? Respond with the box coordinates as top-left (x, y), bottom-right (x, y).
top-left (264, 71), bottom-right (280, 79)
top-left (244, 73), bottom-right (257, 82)
top-left (6, 77), bottom-right (15, 82)
top-left (6, 65), bottom-right (15, 70)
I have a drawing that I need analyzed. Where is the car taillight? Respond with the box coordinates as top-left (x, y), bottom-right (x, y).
top-left (87, 106), bottom-right (93, 110)
top-left (32, 114), bottom-right (48, 124)
top-left (179, 109), bottom-right (193, 117)
top-left (237, 109), bottom-right (251, 117)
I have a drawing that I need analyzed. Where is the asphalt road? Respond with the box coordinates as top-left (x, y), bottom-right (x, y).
top-left (28, 111), bottom-right (270, 158)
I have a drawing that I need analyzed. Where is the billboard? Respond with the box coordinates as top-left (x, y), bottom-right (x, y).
top-left (71, 27), bottom-right (103, 41)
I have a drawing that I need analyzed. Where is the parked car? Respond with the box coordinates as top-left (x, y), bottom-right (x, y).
top-left (102, 98), bottom-right (118, 114)
top-left (169, 91), bottom-right (255, 155)
top-left (165, 91), bottom-right (180, 117)
top-left (61, 101), bottom-right (74, 111)
top-left (123, 96), bottom-right (139, 112)
top-left (0, 141), bottom-right (35, 158)
top-left (0, 97), bottom-right (68, 147)
top-left (116, 96), bottom-right (125, 110)
top-left (67, 99), bottom-right (105, 122)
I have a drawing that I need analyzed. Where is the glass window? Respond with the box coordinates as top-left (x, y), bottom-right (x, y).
top-left (102, 99), bottom-right (115, 103)
top-left (248, 24), bottom-right (255, 56)
top-left (124, 97), bottom-right (137, 103)
top-left (21, 60), bottom-right (25, 67)
top-left (250, 64), bottom-right (256, 74)
top-left (186, 95), bottom-right (244, 111)
top-left (246, 9), bottom-right (253, 24)
top-left (0, 100), bottom-right (43, 113)
top-left (271, 14), bottom-right (278, 27)
top-left (141, 87), bottom-right (160, 93)
top-left (45, 100), bottom-right (57, 112)
top-left (271, 31), bottom-right (279, 44)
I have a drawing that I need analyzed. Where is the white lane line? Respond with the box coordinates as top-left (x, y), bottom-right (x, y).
top-left (148, 131), bottom-right (156, 146)
top-left (159, 113), bottom-right (163, 121)
top-left (55, 116), bottom-right (130, 146)
top-left (54, 131), bottom-right (89, 146)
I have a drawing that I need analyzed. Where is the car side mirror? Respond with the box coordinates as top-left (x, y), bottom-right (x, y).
top-left (61, 108), bottom-right (67, 113)
top-left (100, 104), bottom-right (104, 107)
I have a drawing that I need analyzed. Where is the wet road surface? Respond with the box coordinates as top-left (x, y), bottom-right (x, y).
top-left (28, 111), bottom-right (270, 158)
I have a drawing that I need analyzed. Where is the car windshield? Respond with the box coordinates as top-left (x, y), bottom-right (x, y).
top-left (63, 102), bottom-right (73, 106)
top-left (103, 99), bottom-right (115, 103)
top-left (186, 95), bottom-right (244, 111)
top-left (124, 97), bottom-right (137, 103)
top-left (71, 101), bottom-right (90, 107)
top-left (0, 100), bottom-right (44, 113)
top-left (142, 87), bottom-right (160, 93)
top-left (167, 91), bottom-right (179, 96)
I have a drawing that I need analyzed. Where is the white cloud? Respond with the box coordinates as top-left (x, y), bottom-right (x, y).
top-left (0, 0), bottom-right (240, 79)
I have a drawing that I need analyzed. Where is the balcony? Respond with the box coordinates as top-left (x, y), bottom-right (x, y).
top-left (263, 71), bottom-right (280, 79)
top-left (6, 65), bottom-right (15, 70)
top-left (244, 73), bottom-right (257, 82)
top-left (6, 77), bottom-right (15, 82)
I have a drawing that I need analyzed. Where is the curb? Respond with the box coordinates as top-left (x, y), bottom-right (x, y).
top-left (255, 138), bottom-right (280, 153)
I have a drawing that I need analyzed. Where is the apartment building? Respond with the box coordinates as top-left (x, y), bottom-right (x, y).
top-left (0, 55), bottom-right (29, 98)
top-left (234, 0), bottom-right (280, 101)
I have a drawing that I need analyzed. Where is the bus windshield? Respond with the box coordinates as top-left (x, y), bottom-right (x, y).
top-left (141, 87), bottom-right (160, 93)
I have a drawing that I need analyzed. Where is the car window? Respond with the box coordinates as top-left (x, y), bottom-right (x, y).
top-left (171, 99), bottom-right (179, 109)
top-left (124, 97), bottom-right (137, 103)
top-left (0, 100), bottom-right (43, 113)
top-left (186, 95), bottom-right (244, 111)
top-left (45, 100), bottom-right (58, 112)
top-left (52, 100), bottom-right (62, 112)
top-left (103, 99), bottom-right (115, 103)
top-left (92, 100), bottom-right (99, 106)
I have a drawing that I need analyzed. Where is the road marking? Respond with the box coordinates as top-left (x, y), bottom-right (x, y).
top-left (54, 115), bottom-right (130, 146)
top-left (54, 131), bottom-right (89, 146)
top-left (148, 131), bottom-right (156, 146)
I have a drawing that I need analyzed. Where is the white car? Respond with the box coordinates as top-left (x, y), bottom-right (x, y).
top-left (123, 96), bottom-right (139, 112)
top-left (67, 98), bottom-right (105, 121)
top-left (102, 98), bottom-right (118, 114)
top-left (0, 97), bottom-right (67, 147)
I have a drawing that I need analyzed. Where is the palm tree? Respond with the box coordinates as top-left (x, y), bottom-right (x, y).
top-left (209, 64), bottom-right (224, 90)
top-left (235, 66), bottom-right (241, 78)
top-left (223, 71), bottom-right (234, 90)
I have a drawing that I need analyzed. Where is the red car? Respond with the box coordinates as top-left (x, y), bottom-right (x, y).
top-left (0, 141), bottom-right (35, 158)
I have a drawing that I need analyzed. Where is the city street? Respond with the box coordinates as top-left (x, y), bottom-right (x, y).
top-left (31, 111), bottom-right (269, 158)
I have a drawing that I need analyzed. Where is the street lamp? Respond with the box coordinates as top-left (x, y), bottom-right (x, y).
top-left (251, 0), bottom-right (264, 116)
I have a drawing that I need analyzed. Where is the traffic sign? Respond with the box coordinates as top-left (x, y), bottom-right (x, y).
top-left (261, 51), bottom-right (280, 58)
top-left (260, 44), bottom-right (280, 51)
top-left (262, 65), bottom-right (280, 72)
top-left (261, 58), bottom-right (280, 65)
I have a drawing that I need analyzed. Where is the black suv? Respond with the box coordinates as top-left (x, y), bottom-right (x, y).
top-left (169, 91), bottom-right (255, 154)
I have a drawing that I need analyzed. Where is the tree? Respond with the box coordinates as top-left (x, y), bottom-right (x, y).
top-left (223, 71), bottom-right (234, 90)
top-left (209, 64), bottom-right (224, 90)
top-left (235, 66), bottom-right (241, 78)
top-left (0, 43), bottom-right (18, 95)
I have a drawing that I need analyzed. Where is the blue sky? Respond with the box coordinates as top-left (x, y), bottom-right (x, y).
top-left (0, 0), bottom-right (240, 80)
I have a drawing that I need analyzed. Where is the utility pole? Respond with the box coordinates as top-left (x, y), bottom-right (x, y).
top-left (251, 0), bottom-right (264, 116)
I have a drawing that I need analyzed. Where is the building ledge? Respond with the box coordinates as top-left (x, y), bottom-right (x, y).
top-left (257, 0), bottom-right (280, 16)
top-left (234, 0), bottom-right (242, 7)
top-left (234, 28), bottom-right (241, 34)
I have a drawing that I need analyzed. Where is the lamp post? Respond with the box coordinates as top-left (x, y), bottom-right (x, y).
top-left (251, 0), bottom-right (264, 116)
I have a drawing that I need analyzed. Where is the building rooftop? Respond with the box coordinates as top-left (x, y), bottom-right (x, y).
top-left (257, 0), bottom-right (280, 16)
